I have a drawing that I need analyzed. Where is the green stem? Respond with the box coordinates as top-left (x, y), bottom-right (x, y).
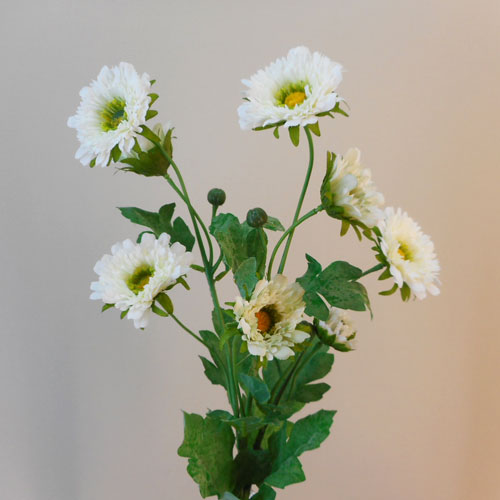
top-left (152, 139), bottom-right (240, 417)
top-left (267, 205), bottom-right (323, 280)
top-left (277, 126), bottom-right (315, 275)
top-left (170, 313), bottom-right (207, 347)
top-left (361, 263), bottom-right (384, 277)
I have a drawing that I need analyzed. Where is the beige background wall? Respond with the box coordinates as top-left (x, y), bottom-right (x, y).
top-left (1, 1), bottom-right (499, 499)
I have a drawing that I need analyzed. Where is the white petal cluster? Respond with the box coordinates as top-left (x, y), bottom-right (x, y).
top-left (328, 148), bottom-right (384, 227)
top-left (90, 233), bottom-right (193, 328)
top-left (233, 275), bottom-right (308, 360)
top-left (136, 121), bottom-right (173, 152)
top-left (378, 207), bottom-right (440, 299)
top-left (318, 307), bottom-right (356, 351)
top-left (238, 46), bottom-right (343, 130)
top-left (68, 62), bottom-right (152, 167)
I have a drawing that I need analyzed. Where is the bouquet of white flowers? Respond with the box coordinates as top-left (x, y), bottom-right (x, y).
top-left (68, 46), bottom-right (440, 500)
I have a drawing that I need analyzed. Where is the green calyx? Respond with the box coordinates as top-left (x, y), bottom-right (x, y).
top-left (101, 97), bottom-right (128, 131)
top-left (127, 264), bottom-right (155, 294)
top-left (275, 81), bottom-right (309, 108)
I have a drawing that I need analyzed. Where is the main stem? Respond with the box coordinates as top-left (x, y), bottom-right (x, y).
top-left (152, 139), bottom-right (240, 416)
top-left (277, 126), bottom-right (315, 274)
top-left (267, 205), bottom-right (323, 280)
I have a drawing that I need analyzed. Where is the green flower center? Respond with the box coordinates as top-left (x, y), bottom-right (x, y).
top-left (275, 81), bottom-right (309, 109)
top-left (127, 265), bottom-right (155, 294)
top-left (397, 242), bottom-right (413, 261)
top-left (255, 306), bottom-right (280, 334)
top-left (101, 98), bottom-right (128, 131)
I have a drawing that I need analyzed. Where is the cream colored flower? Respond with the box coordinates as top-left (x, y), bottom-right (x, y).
top-left (90, 233), bottom-right (193, 328)
top-left (238, 46), bottom-right (343, 130)
top-left (317, 307), bottom-right (356, 352)
top-left (68, 62), bottom-right (152, 167)
top-left (321, 148), bottom-right (384, 228)
top-left (378, 207), bottom-right (440, 299)
top-left (233, 275), bottom-right (308, 360)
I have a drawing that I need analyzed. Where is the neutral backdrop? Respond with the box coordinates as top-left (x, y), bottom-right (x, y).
top-left (1, 1), bottom-right (499, 499)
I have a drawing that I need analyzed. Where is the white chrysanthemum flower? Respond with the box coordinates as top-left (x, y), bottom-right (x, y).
top-left (233, 275), bottom-right (308, 360)
top-left (317, 307), bottom-right (356, 352)
top-left (238, 46), bottom-right (343, 130)
top-left (378, 207), bottom-right (440, 300)
top-left (68, 62), bottom-right (152, 167)
top-left (323, 148), bottom-right (384, 228)
top-left (136, 121), bottom-right (173, 152)
top-left (90, 233), bottom-right (193, 328)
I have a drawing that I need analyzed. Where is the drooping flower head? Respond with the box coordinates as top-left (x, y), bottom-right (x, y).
top-left (238, 46), bottom-right (343, 131)
top-left (321, 148), bottom-right (385, 230)
top-left (233, 275), bottom-right (308, 360)
top-left (316, 307), bottom-right (357, 352)
top-left (90, 233), bottom-right (193, 328)
top-left (376, 207), bottom-right (440, 300)
top-left (68, 62), bottom-right (152, 167)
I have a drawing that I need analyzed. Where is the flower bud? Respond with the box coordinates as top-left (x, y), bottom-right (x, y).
top-left (246, 207), bottom-right (268, 228)
top-left (207, 188), bottom-right (226, 207)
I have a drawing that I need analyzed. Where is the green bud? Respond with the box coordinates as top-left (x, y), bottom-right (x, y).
top-left (246, 207), bottom-right (268, 228)
top-left (207, 188), bottom-right (226, 207)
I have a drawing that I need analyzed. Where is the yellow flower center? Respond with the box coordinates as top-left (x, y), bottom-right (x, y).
top-left (256, 310), bottom-right (272, 333)
top-left (284, 91), bottom-right (306, 109)
top-left (101, 97), bottom-right (128, 131)
top-left (127, 265), bottom-right (155, 294)
top-left (397, 242), bottom-right (412, 261)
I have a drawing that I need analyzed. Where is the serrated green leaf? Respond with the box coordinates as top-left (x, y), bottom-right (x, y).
top-left (285, 410), bottom-right (336, 459)
top-left (294, 383), bottom-right (331, 402)
top-left (288, 126), bottom-right (300, 147)
top-left (296, 351), bottom-right (334, 386)
top-left (265, 456), bottom-right (305, 488)
top-left (178, 413), bottom-right (235, 498)
top-left (118, 206), bottom-right (160, 232)
top-left (234, 257), bottom-right (258, 298)
top-left (200, 356), bottom-right (226, 388)
top-left (239, 373), bottom-right (270, 404)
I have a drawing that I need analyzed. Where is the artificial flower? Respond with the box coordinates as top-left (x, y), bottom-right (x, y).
top-left (233, 275), bottom-right (308, 360)
top-left (316, 307), bottom-right (356, 352)
top-left (90, 233), bottom-right (193, 328)
top-left (68, 62), bottom-right (152, 167)
top-left (321, 148), bottom-right (384, 228)
top-left (238, 46), bottom-right (343, 130)
top-left (377, 207), bottom-right (440, 299)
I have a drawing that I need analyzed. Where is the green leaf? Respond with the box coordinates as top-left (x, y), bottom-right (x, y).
top-left (151, 304), bottom-right (168, 317)
top-left (296, 350), bottom-right (334, 386)
top-left (178, 413), bottom-right (235, 498)
top-left (120, 309), bottom-right (128, 319)
top-left (265, 456), bottom-right (305, 488)
top-left (118, 206), bottom-right (160, 233)
top-left (294, 383), bottom-right (330, 403)
top-left (308, 122), bottom-right (321, 137)
top-left (297, 255), bottom-right (370, 317)
top-left (234, 258), bottom-right (258, 298)
top-left (257, 401), bottom-right (305, 421)
top-left (156, 293), bottom-right (174, 315)
top-left (285, 409), bottom-right (336, 458)
top-left (145, 109), bottom-right (158, 120)
top-left (210, 214), bottom-right (250, 271)
top-left (111, 144), bottom-right (121, 162)
top-left (263, 217), bottom-right (285, 232)
top-left (219, 325), bottom-right (240, 349)
top-left (251, 484), bottom-right (276, 500)
top-left (273, 127), bottom-right (280, 139)
top-left (239, 373), bottom-right (271, 404)
top-left (288, 126), bottom-right (300, 147)
top-left (380, 283), bottom-right (398, 296)
top-left (200, 356), bottom-right (226, 388)
top-left (148, 93), bottom-right (159, 105)
top-left (101, 303), bottom-right (114, 312)
top-left (234, 449), bottom-right (273, 489)
top-left (246, 227), bottom-right (267, 278)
